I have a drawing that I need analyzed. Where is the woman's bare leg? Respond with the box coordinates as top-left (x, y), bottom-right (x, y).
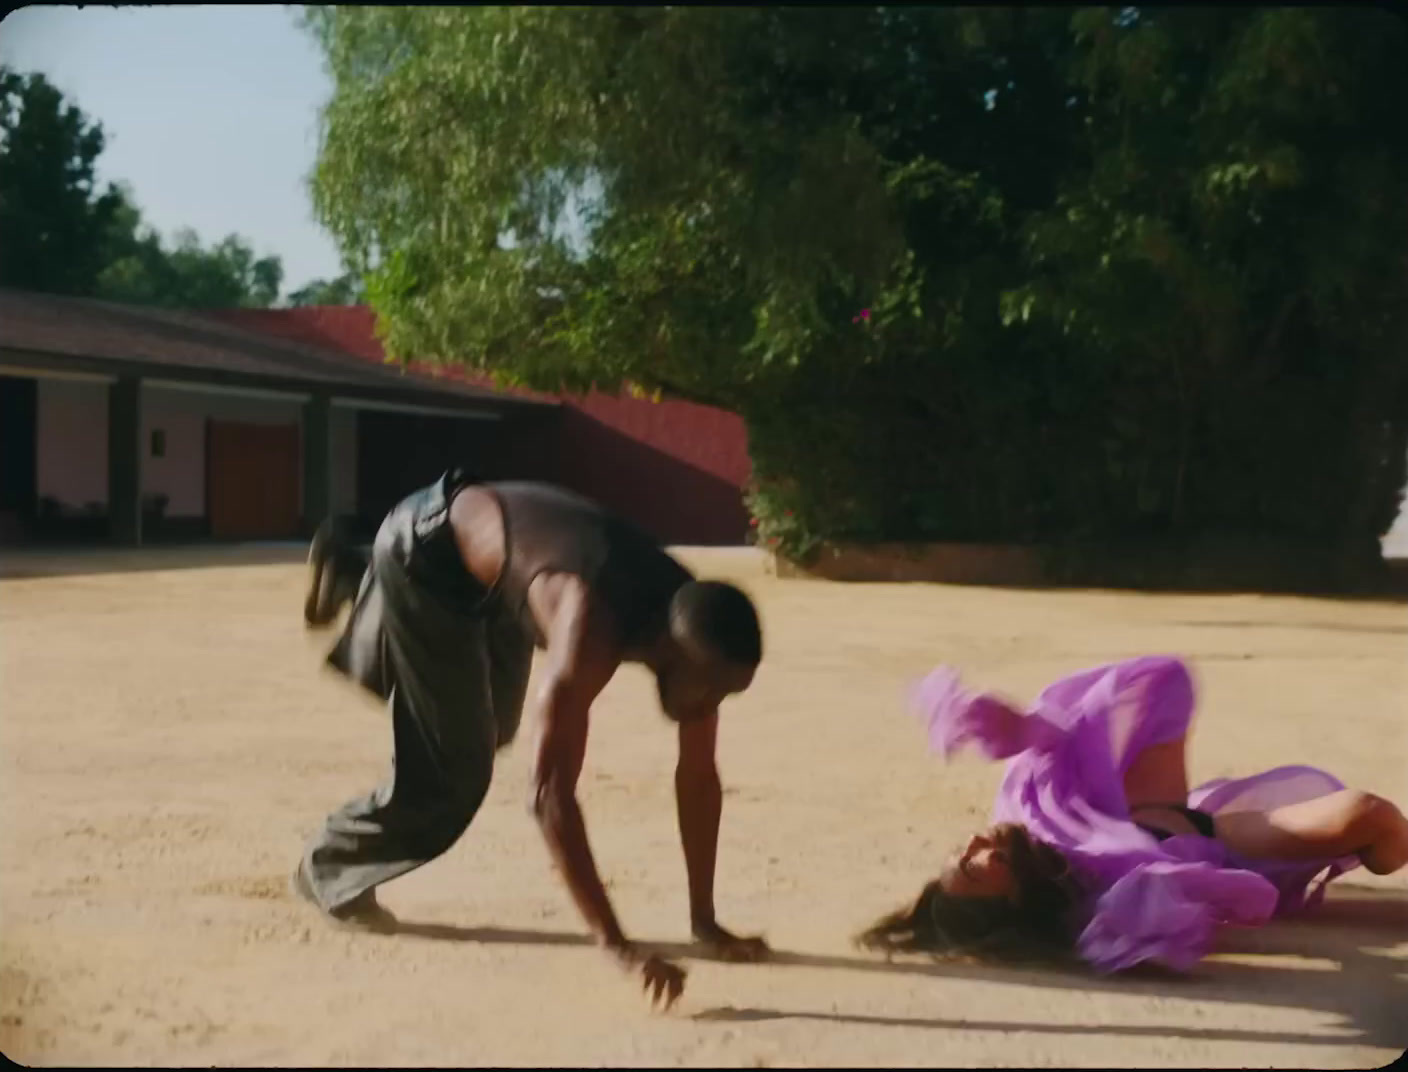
top-left (1122, 736), bottom-right (1192, 811)
top-left (1214, 789), bottom-right (1408, 874)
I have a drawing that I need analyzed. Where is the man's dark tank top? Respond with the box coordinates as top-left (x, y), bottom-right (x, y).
top-left (478, 481), bottom-right (694, 650)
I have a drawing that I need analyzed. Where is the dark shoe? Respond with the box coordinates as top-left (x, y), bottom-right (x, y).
top-left (304, 518), bottom-right (358, 627)
top-left (291, 860), bottom-right (398, 934)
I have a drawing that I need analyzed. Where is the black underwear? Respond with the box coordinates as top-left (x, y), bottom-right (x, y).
top-left (1133, 803), bottom-right (1216, 841)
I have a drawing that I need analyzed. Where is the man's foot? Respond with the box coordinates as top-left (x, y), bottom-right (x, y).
top-left (304, 518), bottom-right (357, 627)
top-left (290, 860), bottom-right (398, 934)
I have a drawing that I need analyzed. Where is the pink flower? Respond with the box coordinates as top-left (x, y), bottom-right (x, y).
top-left (749, 517), bottom-right (759, 528)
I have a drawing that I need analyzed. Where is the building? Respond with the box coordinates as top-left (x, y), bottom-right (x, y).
top-left (210, 305), bottom-right (753, 545)
top-left (0, 288), bottom-right (752, 547)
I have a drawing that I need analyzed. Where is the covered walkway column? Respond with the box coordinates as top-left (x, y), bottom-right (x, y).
top-left (302, 392), bottom-right (332, 536)
top-left (107, 375), bottom-right (142, 545)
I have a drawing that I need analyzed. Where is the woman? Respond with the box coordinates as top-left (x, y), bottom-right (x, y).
top-left (860, 656), bottom-right (1408, 973)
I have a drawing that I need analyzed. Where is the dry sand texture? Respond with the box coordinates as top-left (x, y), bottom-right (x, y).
top-left (2, 546), bottom-right (1406, 1067)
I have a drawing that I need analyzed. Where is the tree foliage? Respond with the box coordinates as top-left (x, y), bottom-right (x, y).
top-left (0, 68), bottom-right (127, 295)
top-left (287, 270), bottom-right (365, 307)
top-left (97, 215), bottom-right (284, 309)
top-left (305, 7), bottom-right (1408, 565)
top-left (1, 65), bottom-right (284, 309)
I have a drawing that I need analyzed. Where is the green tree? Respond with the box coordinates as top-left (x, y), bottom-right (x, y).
top-left (0, 67), bottom-right (127, 294)
top-left (2, 65), bottom-right (285, 309)
top-left (303, 7), bottom-right (924, 405)
top-left (287, 270), bottom-right (365, 306)
top-left (97, 220), bottom-right (284, 309)
top-left (1005, 7), bottom-right (1408, 554)
top-left (304, 7), bottom-right (1408, 570)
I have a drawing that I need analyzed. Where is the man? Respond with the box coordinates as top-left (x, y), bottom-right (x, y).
top-left (294, 470), bottom-right (769, 1008)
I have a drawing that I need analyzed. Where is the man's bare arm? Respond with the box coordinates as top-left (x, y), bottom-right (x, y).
top-left (529, 583), bottom-right (631, 956)
top-left (676, 713), bottom-right (770, 961)
top-left (675, 713), bottom-right (724, 932)
top-left (529, 581), bottom-right (688, 1008)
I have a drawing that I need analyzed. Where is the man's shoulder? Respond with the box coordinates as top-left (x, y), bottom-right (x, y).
top-left (656, 548), bottom-right (696, 585)
top-left (491, 482), bottom-right (689, 586)
top-left (536, 578), bottom-right (629, 685)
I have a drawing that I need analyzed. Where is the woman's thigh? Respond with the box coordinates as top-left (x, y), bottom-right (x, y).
top-left (1122, 737), bottom-right (1192, 811)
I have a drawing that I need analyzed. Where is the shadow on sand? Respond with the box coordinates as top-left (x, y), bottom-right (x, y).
top-left (385, 884), bottom-right (1406, 1051)
top-left (0, 542), bottom-right (317, 580)
top-left (1172, 618), bottom-right (1408, 637)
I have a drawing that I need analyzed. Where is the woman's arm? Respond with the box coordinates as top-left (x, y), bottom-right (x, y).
top-left (915, 655), bottom-right (1194, 763)
top-left (918, 658), bottom-right (1201, 829)
top-left (912, 665), bottom-right (1065, 761)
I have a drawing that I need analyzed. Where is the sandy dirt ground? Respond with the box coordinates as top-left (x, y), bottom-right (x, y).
top-left (2, 546), bottom-right (1406, 1068)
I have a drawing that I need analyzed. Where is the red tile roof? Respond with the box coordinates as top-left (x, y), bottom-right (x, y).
top-left (210, 306), bottom-right (753, 490)
top-left (214, 305), bottom-right (754, 543)
top-left (204, 306), bottom-right (550, 402)
top-left (0, 288), bottom-right (550, 413)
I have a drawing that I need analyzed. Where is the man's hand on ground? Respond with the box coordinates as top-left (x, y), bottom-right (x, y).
top-left (612, 942), bottom-right (687, 1011)
top-left (692, 918), bottom-right (772, 963)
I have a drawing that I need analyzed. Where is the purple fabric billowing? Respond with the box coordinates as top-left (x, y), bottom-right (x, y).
top-left (912, 655), bottom-right (1359, 973)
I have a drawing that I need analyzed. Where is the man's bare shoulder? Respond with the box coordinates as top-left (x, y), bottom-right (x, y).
top-left (531, 573), bottom-right (626, 688)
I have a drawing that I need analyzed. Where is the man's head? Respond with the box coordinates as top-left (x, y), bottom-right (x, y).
top-left (655, 580), bottom-right (762, 721)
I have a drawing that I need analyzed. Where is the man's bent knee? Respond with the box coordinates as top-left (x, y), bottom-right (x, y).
top-left (441, 754), bottom-right (494, 834)
top-left (416, 786), bottom-right (488, 859)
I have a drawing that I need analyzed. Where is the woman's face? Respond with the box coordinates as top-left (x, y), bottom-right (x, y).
top-left (938, 830), bottom-right (1016, 900)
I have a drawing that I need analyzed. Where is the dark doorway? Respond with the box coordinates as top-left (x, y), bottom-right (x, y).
top-left (354, 411), bottom-right (500, 534)
top-left (0, 375), bottom-right (38, 543)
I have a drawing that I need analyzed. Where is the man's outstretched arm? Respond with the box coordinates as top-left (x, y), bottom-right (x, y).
top-left (675, 713), bottom-right (770, 961)
top-left (531, 677), bottom-right (629, 951)
top-left (529, 582), bottom-right (686, 1008)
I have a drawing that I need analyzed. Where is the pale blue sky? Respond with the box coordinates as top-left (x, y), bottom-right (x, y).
top-left (0, 4), bottom-right (344, 290)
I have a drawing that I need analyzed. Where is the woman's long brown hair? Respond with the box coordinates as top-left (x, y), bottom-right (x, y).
top-left (857, 823), bottom-right (1083, 964)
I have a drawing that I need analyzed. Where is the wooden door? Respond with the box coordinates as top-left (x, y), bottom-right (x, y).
top-left (207, 420), bottom-right (301, 539)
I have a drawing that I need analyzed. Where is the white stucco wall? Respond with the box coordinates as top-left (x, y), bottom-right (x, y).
top-left (35, 378), bottom-right (109, 510)
top-left (142, 386), bottom-right (306, 516)
top-left (1384, 454), bottom-right (1408, 560)
top-left (34, 379), bottom-right (345, 518)
top-left (141, 387), bottom-right (209, 516)
top-left (145, 385), bottom-right (308, 515)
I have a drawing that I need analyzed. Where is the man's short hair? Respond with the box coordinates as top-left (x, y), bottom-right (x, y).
top-left (670, 581), bottom-right (763, 666)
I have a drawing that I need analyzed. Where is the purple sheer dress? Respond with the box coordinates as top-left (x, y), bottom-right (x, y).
top-left (912, 655), bottom-right (1358, 973)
